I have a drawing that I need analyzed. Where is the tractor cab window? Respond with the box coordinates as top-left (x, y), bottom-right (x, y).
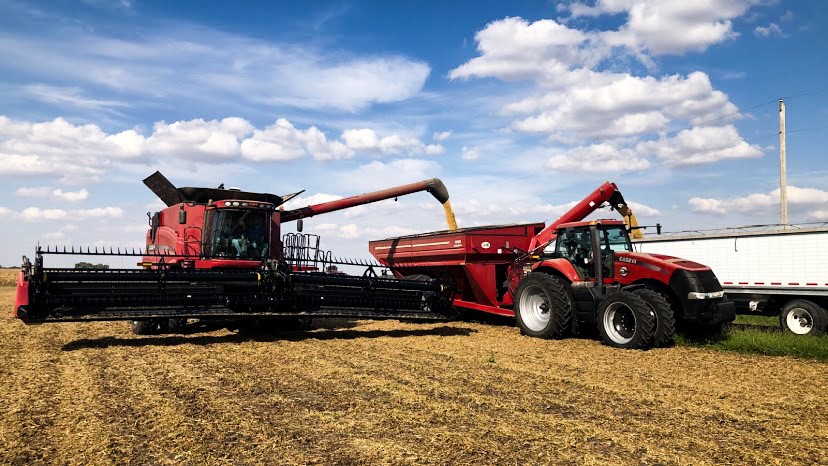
top-left (600, 226), bottom-right (632, 252)
top-left (203, 209), bottom-right (270, 259)
top-left (557, 228), bottom-right (593, 269)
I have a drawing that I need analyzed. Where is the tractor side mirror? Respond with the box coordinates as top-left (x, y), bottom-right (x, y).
top-left (297, 218), bottom-right (304, 232)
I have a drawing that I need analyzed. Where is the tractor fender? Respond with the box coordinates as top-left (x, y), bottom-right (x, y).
top-left (531, 258), bottom-right (580, 283)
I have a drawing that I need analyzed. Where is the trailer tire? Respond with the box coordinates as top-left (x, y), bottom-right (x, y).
top-left (129, 320), bottom-right (157, 335)
top-left (632, 289), bottom-right (675, 347)
top-left (597, 291), bottom-right (655, 349)
top-left (514, 273), bottom-right (572, 339)
top-left (780, 300), bottom-right (828, 336)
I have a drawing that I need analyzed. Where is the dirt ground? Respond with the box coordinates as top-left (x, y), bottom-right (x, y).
top-left (1, 284), bottom-right (826, 465)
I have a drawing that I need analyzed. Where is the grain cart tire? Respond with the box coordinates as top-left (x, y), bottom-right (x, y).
top-left (514, 273), bottom-right (572, 339)
top-left (597, 291), bottom-right (655, 349)
top-left (780, 300), bottom-right (828, 336)
top-left (404, 274), bottom-right (441, 315)
top-left (632, 289), bottom-right (675, 347)
top-left (130, 320), bottom-right (157, 335)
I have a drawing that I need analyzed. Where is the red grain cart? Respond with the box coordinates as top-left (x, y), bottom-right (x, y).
top-left (369, 223), bottom-right (544, 316)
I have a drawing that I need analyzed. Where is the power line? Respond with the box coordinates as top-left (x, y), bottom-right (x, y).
top-left (780, 87), bottom-right (828, 101)
top-left (786, 124), bottom-right (828, 134)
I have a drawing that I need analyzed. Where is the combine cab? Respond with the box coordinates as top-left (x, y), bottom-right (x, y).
top-left (15, 172), bottom-right (457, 332)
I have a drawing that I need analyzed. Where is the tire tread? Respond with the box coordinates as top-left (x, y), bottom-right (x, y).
top-left (514, 273), bottom-right (573, 339)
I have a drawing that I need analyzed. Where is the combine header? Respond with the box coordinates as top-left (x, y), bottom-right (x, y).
top-left (15, 172), bottom-right (457, 333)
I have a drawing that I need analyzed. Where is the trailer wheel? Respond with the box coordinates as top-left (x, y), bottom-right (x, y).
top-left (780, 300), bottom-right (828, 336)
top-left (597, 291), bottom-right (655, 349)
top-left (514, 273), bottom-right (572, 339)
top-left (129, 320), bottom-right (157, 335)
top-left (632, 289), bottom-right (675, 347)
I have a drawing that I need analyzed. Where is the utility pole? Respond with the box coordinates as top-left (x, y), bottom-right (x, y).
top-left (779, 99), bottom-right (788, 228)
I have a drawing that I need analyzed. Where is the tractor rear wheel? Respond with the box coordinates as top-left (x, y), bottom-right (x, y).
top-left (514, 273), bottom-right (572, 339)
top-left (129, 320), bottom-right (157, 335)
top-left (632, 289), bottom-right (675, 347)
top-left (780, 300), bottom-right (828, 336)
top-left (597, 291), bottom-right (655, 349)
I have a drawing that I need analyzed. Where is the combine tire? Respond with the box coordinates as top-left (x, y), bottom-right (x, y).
top-left (597, 291), bottom-right (655, 349)
top-left (780, 300), bottom-right (828, 336)
top-left (632, 289), bottom-right (675, 347)
top-left (167, 318), bottom-right (187, 334)
top-left (129, 320), bottom-right (157, 335)
top-left (514, 273), bottom-right (572, 339)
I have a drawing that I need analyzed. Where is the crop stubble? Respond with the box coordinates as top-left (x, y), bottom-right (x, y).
top-left (0, 281), bottom-right (826, 465)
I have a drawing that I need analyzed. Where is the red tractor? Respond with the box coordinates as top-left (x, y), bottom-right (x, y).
top-left (369, 182), bottom-right (735, 349)
top-left (15, 172), bottom-right (458, 333)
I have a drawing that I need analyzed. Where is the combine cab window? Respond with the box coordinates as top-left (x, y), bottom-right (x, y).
top-left (203, 209), bottom-right (270, 259)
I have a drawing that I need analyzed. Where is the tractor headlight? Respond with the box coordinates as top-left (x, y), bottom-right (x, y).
top-left (687, 291), bottom-right (725, 300)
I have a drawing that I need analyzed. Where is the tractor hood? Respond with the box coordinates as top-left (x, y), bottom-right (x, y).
top-left (615, 252), bottom-right (711, 274)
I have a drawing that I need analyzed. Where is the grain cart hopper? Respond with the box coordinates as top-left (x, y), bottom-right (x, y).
top-left (370, 181), bottom-right (735, 349)
top-left (15, 172), bottom-right (457, 334)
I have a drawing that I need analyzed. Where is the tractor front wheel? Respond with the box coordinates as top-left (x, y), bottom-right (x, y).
top-left (514, 273), bottom-right (572, 339)
top-left (632, 289), bottom-right (675, 347)
top-left (597, 291), bottom-right (655, 349)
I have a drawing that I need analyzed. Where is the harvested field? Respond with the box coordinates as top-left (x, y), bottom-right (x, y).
top-left (1, 280), bottom-right (827, 465)
top-left (0, 269), bottom-right (16, 287)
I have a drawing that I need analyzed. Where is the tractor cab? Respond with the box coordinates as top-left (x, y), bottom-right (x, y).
top-left (553, 220), bottom-right (632, 280)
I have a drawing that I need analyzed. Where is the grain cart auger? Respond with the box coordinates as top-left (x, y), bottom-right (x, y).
top-left (369, 181), bottom-right (736, 349)
top-left (15, 172), bottom-right (457, 333)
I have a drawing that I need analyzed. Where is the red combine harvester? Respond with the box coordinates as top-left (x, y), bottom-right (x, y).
top-left (370, 182), bottom-right (735, 349)
top-left (15, 172), bottom-right (458, 333)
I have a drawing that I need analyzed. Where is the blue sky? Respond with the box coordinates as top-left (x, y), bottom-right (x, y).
top-left (0, 0), bottom-right (827, 267)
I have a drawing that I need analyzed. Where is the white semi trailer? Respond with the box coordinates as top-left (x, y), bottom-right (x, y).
top-left (633, 225), bottom-right (828, 336)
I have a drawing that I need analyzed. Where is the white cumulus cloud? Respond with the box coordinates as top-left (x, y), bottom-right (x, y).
top-left (636, 125), bottom-right (763, 166)
top-left (433, 131), bottom-right (452, 141)
top-left (461, 146), bottom-right (481, 161)
top-left (689, 186), bottom-right (828, 216)
top-left (0, 115), bottom-right (441, 181)
top-left (0, 24), bottom-right (430, 112)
